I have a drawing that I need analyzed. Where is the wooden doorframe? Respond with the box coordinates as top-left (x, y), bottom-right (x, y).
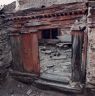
top-left (71, 30), bottom-right (88, 83)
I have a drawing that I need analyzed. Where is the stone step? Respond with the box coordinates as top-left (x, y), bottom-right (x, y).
top-left (44, 72), bottom-right (71, 77)
top-left (41, 65), bottom-right (72, 73)
top-left (40, 73), bottom-right (71, 84)
top-left (35, 79), bottom-right (83, 93)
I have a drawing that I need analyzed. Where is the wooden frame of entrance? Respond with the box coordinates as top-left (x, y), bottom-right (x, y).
top-left (7, 2), bottom-right (87, 85)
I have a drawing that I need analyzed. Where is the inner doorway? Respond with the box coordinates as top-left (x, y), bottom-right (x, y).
top-left (38, 28), bottom-right (72, 83)
top-left (42, 28), bottom-right (59, 39)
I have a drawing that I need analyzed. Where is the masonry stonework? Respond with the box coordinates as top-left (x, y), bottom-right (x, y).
top-left (86, 1), bottom-right (95, 86)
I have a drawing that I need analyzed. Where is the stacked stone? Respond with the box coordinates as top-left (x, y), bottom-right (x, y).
top-left (0, 8), bottom-right (12, 82)
top-left (86, 0), bottom-right (95, 86)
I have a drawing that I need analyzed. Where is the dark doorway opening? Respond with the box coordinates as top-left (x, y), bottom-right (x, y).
top-left (42, 28), bottom-right (59, 39)
top-left (42, 29), bottom-right (50, 39)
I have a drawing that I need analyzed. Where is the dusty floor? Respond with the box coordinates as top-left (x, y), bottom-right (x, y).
top-left (0, 77), bottom-right (94, 96)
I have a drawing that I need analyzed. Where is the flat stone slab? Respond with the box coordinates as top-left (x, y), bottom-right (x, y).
top-left (40, 73), bottom-right (71, 84)
top-left (52, 56), bottom-right (67, 60)
top-left (35, 79), bottom-right (83, 93)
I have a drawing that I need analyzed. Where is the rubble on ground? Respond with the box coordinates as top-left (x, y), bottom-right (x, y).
top-left (39, 43), bottom-right (72, 82)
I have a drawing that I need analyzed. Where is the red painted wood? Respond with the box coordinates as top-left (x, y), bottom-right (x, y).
top-left (21, 32), bottom-right (40, 75)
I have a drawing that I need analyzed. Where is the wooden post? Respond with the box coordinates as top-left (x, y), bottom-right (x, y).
top-left (21, 30), bottom-right (40, 75)
top-left (71, 30), bottom-right (84, 82)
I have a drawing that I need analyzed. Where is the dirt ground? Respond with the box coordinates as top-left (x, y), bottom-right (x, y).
top-left (0, 77), bottom-right (94, 96)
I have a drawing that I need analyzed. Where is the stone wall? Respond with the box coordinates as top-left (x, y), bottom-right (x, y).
top-left (86, 1), bottom-right (95, 86)
top-left (0, 9), bottom-right (12, 81)
top-left (0, 10), bottom-right (12, 68)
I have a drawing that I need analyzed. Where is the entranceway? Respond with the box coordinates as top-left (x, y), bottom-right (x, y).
top-left (38, 28), bottom-right (72, 83)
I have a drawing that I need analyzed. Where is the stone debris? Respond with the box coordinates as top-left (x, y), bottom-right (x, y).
top-left (39, 44), bottom-right (72, 82)
top-left (51, 55), bottom-right (67, 60)
top-left (44, 50), bottom-right (52, 54)
top-left (26, 89), bottom-right (33, 96)
top-left (17, 84), bottom-right (24, 88)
